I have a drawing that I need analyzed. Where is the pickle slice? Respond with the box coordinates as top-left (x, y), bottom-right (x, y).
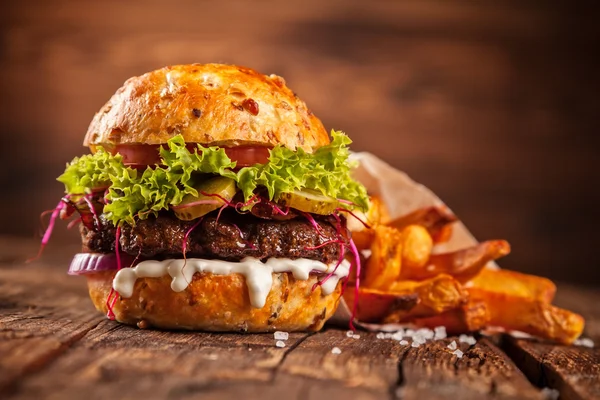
top-left (174, 176), bottom-right (237, 220)
top-left (278, 189), bottom-right (338, 215)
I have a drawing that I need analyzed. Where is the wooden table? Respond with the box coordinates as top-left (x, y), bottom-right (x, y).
top-left (1, 236), bottom-right (599, 400)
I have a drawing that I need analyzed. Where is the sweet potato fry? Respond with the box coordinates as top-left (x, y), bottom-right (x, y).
top-left (467, 288), bottom-right (584, 344)
top-left (343, 287), bottom-right (419, 323)
top-left (401, 240), bottom-right (510, 282)
top-left (400, 225), bottom-right (433, 271)
top-left (469, 268), bottom-right (556, 303)
top-left (384, 274), bottom-right (467, 321)
top-left (363, 225), bottom-right (403, 289)
top-left (410, 299), bottom-right (490, 334)
top-left (387, 206), bottom-right (457, 243)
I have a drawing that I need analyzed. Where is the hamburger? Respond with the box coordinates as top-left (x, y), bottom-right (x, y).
top-left (47, 64), bottom-right (369, 332)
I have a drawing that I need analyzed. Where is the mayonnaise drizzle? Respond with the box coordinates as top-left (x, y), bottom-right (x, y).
top-left (113, 257), bottom-right (350, 308)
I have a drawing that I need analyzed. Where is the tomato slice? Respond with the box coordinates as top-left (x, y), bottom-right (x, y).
top-left (111, 144), bottom-right (271, 167)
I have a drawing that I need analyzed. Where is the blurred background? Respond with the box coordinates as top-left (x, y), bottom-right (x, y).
top-left (1, 1), bottom-right (598, 285)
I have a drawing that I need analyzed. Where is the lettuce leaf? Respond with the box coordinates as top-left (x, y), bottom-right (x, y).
top-left (58, 131), bottom-right (368, 226)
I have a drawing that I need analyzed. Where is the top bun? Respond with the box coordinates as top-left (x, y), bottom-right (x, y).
top-left (84, 64), bottom-right (330, 152)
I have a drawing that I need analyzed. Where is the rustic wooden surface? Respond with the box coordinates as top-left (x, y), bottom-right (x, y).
top-left (1, 236), bottom-right (599, 399)
top-left (1, 0), bottom-right (599, 286)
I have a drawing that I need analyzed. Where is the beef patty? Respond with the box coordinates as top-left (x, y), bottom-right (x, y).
top-left (81, 211), bottom-right (347, 264)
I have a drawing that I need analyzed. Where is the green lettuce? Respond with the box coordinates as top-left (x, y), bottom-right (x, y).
top-left (58, 131), bottom-right (368, 226)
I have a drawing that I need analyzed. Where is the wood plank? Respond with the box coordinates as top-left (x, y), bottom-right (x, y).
top-left (504, 338), bottom-right (600, 400)
top-left (5, 318), bottom-right (312, 399)
top-left (398, 337), bottom-right (543, 400)
top-left (0, 259), bottom-right (103, 394)
top-left (279, 329), bottom-right (405, 391)
top-left (278, 330), bottom-right (542, 399)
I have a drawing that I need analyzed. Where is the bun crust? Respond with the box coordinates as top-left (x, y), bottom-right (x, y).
top-left (86, 270), bottom-right (342, 332)
top-left (84, 64), bottom-right (330, 152)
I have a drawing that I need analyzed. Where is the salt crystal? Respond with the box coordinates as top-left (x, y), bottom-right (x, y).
top-left (417, 328), bottom-right (434, 340)
top-left (540, 387), bottom-right (560, 400)
top-left (404, 329), bottom-right (415, 337)
top-left (346, 330), bottom-right (355, 338)
top-left (331, 347), bottom-right (342, 354)
top-left (392, 331), bottom-right (404, 341)
top-left (458, 335), bottom-right (476, 345)
top-left (574, 338), bottom-right (594, 348)
top-left (412, 335), bottom-right (426, 345)
top-left (275, 340), bottom-right (286, 348)
top-left (411, 341), bottom-right (421, 348)
top-left (399, 340), bottom-right (409, 345)
top-left (447, 341), bottom-right (457, 350)
top-left (376, 332), bottom-right (385, 339)
top-left (384, 333), bottom-right (394, 339)
top-left (352, 334), bottom-right (361, 339)
top-left (434, 326), bottom-right (447, 340)
top-left (452, 349), bottom-right (464, 358)
top-left (274, 331), bottom-right (289, 341)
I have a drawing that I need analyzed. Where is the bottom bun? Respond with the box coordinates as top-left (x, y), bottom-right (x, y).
top-left (86, 270), bottom-right (343, 332)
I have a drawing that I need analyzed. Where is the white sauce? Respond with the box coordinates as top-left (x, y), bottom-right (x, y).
top-left (113, 257), bottom-right (350, 309)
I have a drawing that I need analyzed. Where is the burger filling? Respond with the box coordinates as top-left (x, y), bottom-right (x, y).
top-left (81, 211), bottom-right (346, 264)
top-left (44, 130), bottom-right (369, 319)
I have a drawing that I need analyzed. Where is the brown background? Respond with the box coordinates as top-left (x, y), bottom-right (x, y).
top-left (1, 1), bottom-right (598, 285)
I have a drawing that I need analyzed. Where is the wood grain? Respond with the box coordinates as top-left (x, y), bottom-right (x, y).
top-left (504, 338), bottom-right (600, 400)
top-left (1, 236), bottom-right (598, 399)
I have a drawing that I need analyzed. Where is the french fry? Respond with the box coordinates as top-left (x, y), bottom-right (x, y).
top-left (350, 229), bottom-right (375, 252)
top-left (467, 288), bottom-right (584, 344)
top-left (343, 287), bottom-right (419, 323)
top-left (400, 225), bottom-right (433, 271)
top-left (384, 274), bottom-right (467, 321)
top-left (346, 195), bottom-right (389, 233)
top-left (387, 206), bottom-right (457, 243)
top-left (410, 299), bottom-right (490, 334)
top-left (363, 225), bottom-right (403, 289)
top-left (469, 268), bottom-right (556, 303)
top-left (401, 240), bottom-right (510, 282)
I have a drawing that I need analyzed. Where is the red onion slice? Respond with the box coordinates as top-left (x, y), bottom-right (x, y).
top-left (68, 253), bottom-right (136, 275)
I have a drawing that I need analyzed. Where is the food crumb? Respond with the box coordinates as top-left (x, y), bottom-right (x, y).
top-left (452, 349), bottom-right (464, 358)
top-left (275, 340), bottom-right (286, 348)
top-left (137, 320), bottom-right (149, 329)
top-left (434, 326), bottom-right (447, 340)
top-left (274, 331), bottom-right (289, 341)
top-left (399, 340), bottom-right (409, 346)
top-left (346, 330), bottom-right (354, 337)
top-left (447, 341), bottom-right (457, 350)
top-left (411, 341), bottom-right (420, 348)
top-left (352, 334), bottom-right (361, 339)
top-left (459, 334), bottom-right (477, 345)
top-left (540, 387), bottom-right (560, 400)
top-left (331, 347), bottom-right (342, 354)
top-left (574, 337), bottom-right (594, 348)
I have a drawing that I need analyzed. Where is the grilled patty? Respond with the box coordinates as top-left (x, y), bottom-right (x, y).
top-left (81, 211), bottom-right (347, 264)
